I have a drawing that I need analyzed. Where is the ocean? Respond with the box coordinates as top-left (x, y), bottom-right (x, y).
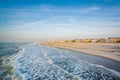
top-left (0, 42), bottom-right (120, 80)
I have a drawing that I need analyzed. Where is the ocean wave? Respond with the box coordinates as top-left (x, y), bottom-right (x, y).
top-left (0, 48), bottom-right (21, 80)
top-left (11, 43), bottom-right (120, 80)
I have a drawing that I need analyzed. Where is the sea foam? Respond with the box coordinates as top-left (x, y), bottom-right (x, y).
top-left (12, 43), bottom-right (120, 80)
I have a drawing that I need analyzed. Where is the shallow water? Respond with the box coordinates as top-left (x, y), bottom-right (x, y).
top-left (64, 48), bottom-right (120, 72)
top-left (13, 43), bottom-right (120, 80)
top-left (0, 42), bottom-right (19, 80)
top-left (1, 43), bottom-right (120, 80)
top-left (0, 42), bottom-right (29, 80)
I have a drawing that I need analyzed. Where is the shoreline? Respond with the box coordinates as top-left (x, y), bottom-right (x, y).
top-left (49, 45), bottom-right (120, 63)
top-left (41, 42), bottom-right (120, 63)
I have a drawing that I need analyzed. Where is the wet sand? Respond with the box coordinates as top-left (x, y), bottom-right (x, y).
top-left (42, 42), bottom-right (120, 62)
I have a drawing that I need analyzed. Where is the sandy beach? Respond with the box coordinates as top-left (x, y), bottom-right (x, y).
top-left (42, 42), bottom-right (120, 62)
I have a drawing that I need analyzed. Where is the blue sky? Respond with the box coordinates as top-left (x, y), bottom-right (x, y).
top-left (0, 0), bottom-right (120, 42)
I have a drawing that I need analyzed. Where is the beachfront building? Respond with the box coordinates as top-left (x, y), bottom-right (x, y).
top-left (107, 37), bottom-right (120, 43)
top-left (74, 39), bottom-right (83, 43)
top-left (84, 38), bottom-right (91, 43)
top-left (99, 38), bottom-right (106, 43)
top-left (75, 39), bottom-right (83, 43)
top-left (91, 38), bottom-right (99, 43)
top-left (65, 40), bottom-right (73, 43)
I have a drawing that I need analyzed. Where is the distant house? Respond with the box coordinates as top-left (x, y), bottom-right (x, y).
top-left (99, 38), bottom-right (106, 43)
top-left (74, 39), bottom-right (83, 43)
top-left (107, 37), bottom-right (120, 43)
top-left (91, 38), bottom-right (99, 43)
top-left (84, 38), bottom-right (91, 43)
top-left (66, 40), bottom-right (73, 43)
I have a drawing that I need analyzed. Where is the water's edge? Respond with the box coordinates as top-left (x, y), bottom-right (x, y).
top-left (42, 44), bottom-right (120, 72)
top-left (12, 44), bottom-right (120, 80)
top-left (1, 43), bottom-right (120, 80)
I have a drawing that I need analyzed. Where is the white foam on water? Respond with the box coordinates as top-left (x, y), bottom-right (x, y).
top-left (0, 45), bottom-right (25, 80)
top-left (11, 43), bottom-right (120, 80)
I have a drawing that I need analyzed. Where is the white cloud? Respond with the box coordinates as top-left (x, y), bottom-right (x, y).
top-left (79, 6), bottom-right (100, 13)
top-left (36, 5), bottom-right (100, 13)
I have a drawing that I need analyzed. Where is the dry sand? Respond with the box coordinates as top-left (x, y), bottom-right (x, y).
top-left (42, 42), bottom-right (120, 62)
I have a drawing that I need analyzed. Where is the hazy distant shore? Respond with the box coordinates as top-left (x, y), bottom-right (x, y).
top-left (42, 42), bottom-right (120, 62)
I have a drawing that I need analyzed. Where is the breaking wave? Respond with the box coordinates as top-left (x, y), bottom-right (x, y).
top-left (11, 43), bottom-right (120, 80)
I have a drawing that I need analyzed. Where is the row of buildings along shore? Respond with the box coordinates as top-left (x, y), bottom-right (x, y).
top-left (47, 37), bottom-right (120, 43)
